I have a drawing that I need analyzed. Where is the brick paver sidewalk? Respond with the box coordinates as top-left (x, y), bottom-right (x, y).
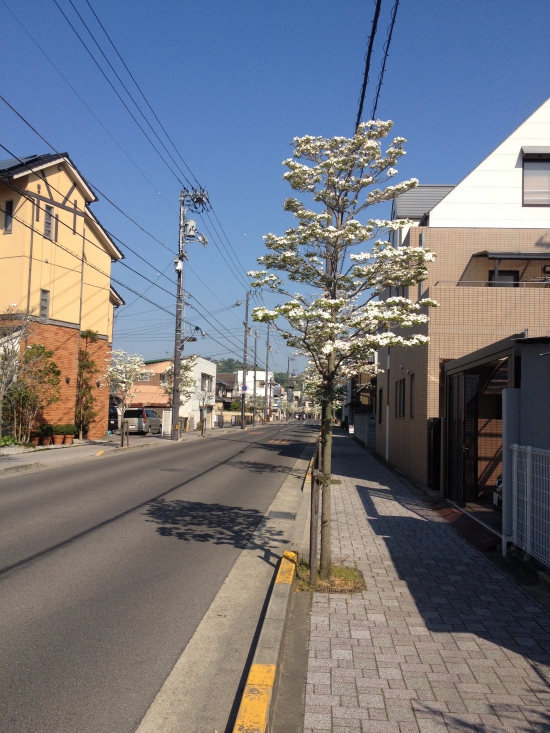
top-left (304, 433), bottom-right (550, 733)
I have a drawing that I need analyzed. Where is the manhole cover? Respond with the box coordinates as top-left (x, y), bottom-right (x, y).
top-left (269, 511), bottom-right (296, 520)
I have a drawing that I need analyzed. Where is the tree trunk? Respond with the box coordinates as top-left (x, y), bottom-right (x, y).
top-left (0, 388), bottom-right (4, 437)
top-left (319, 364), bottom-right (335, 579)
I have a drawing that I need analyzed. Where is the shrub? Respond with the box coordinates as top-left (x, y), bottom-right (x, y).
top-left (64, 424), bottom-right (78, 435)
top-left (0, 435), bottom-right (18, 447)
top-left (40, 423), bottom-right (54, 436)
top-left (53, 424), bottom-right (67, 435)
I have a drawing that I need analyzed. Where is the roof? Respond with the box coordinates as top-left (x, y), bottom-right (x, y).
top-left (0, 152), bottom-right (97, 203)
top-left (0, 152), bottom-right (124, 261)
top-left (0, 155), bottom-right (43, 175)
top-left (144, 358), bottom-right (173, 365)
top-left (391, 185), bottom-right (455, 220)
top-left (217, 373), bottom-right (237, 387)
top-left (109, 286), bottom-right (125, 306)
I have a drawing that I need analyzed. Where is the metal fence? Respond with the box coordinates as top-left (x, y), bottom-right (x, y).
top-left (511, 444), bottom-right (550, 568)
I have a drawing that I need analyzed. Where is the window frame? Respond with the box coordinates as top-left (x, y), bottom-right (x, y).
top-left (523, 156), bottom-right (550, 207)
top-left (39, 289), bottom-right (50, 323)
top-left (44, 205), bottom-right (54, 239)
top-left (4, 200), bottom-right (13, 233)
top-left (395, 378), bottom-right (405, 418)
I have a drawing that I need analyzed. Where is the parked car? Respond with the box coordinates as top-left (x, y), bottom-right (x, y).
top-left (108, 406), bottom-right (119, 433)
top-left (122, 408), bottom-right (162, 434)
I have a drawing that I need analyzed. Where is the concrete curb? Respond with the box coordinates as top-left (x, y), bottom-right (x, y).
top-left (0, 461), bottom-right (43, 475)
top-left (233, 551), bottom-right (297, 733)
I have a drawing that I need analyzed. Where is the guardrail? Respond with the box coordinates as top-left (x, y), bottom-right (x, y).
top-left (434, 280), bottom-right (550, 288)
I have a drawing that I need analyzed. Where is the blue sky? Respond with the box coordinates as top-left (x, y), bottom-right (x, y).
top-left (2, 0), bottom-right (550, 373)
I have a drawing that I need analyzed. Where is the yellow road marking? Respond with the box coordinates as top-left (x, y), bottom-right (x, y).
top-left (95, 450), bottom-right (104, 456)
top-left (275, 551), bottom-right (297, 584)
top-left (233, 664), bottom-right (275, 733)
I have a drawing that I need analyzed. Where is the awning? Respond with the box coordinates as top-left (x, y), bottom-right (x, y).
top-left (472, 251), bottom-right (550, 261)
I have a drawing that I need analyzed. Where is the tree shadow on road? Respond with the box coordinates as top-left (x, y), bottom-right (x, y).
top-left (143, 499), bottom-right (287, 566)
top-left (225, 459), bottom-right (303, 478)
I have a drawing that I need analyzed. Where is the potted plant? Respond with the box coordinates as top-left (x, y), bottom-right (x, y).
top-left (63, 424), bottom-right (77, 445)
top-left (30, 431), bottom-right (40, 446)
top-left (40, 424), bottom-right (54, 446)
top-left (53, 424), bottom-right (66, 445)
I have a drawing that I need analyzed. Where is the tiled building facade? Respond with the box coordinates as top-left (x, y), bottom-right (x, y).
top-left (376, 97), bottom-right (550, 496)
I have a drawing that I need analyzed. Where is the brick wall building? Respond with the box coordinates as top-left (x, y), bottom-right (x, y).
top-left (0, 153), bottom-right (124, 439)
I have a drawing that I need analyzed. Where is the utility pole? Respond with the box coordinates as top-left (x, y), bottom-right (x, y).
top-left (240, 291), bottom-right (251, 429)
top-left (264, 323), bottom-right (270, 422)
top-left (171, 187), bottom-right (209, 441)
top-left (252, 329), bottom-right (258, 426)
top-left (171, 190), bottom-right (185, 441)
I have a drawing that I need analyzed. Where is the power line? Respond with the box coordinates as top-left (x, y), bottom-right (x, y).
top-left (52, 0), bottom-right (256, 295)
top-left (370, 0), bottom-right (400, 119)
top-left (2, 0), bottom-right (255, 300)
top-left (0, 108), bottom-right (242, 321)
top-left (1, 200), bottom-right (254, 364)
top-left (0, 0), bottom-right (178, 210)
top-left (0, 141), bottom-right (178, 296)
top-left (82, 0), bottom-right (201, 188)
top-left (51, 0), bottom-right (191, 189)
top-left (355, 0), bottom-right (383, 132)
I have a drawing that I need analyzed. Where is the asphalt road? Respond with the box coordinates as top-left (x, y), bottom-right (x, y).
top-left (0, 421), bottom-right (314, 733)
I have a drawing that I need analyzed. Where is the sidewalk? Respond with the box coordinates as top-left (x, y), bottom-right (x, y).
top-left (304, 433), bottom-right (550, 733)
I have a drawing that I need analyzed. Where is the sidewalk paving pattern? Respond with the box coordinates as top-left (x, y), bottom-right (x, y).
top-left (305, 434), bottom-right (550, 733)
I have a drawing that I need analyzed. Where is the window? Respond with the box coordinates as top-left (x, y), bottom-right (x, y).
top-left (44, 205), bottom-right (53, 239)
top-left (201, 373), bottom-right (213, 392)
top-left (524, 159), bottom-right (550, 205)
top-left (123, 409), bottom-right (142, 418)
top-left (4, 200), bottom-right (13, 232)
top-left (395, 378), bottom-right (405, 418)
top-left (138, 372), bottom-right (150, 381)
top-left (378, 388), bottom-right (384, 423)
top-left (489, 270), bottom-right (519, 288)
top-left (39, 289), bottom-right (50, 323)
top-left (410, 374), bottom-right (415, 417)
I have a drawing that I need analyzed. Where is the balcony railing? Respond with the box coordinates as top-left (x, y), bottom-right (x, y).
top-left (434, 280), bottom-right (550, 288)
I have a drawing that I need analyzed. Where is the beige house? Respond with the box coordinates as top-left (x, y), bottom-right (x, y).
top-left (0, 153), bottom-right (124, 437)
top-left (377, 97), bottom-right (550, 506)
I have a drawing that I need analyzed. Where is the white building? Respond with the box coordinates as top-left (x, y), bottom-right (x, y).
top-left (236, 370), bottom-right (274, 398)
top-left (180, 355), bottom-right (217, 428)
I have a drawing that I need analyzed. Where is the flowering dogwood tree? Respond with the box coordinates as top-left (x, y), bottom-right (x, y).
top-left (250, 121), bottom-right (437, 577)
top-left (0, 306), bottom-right (31, 436)
top-left (160, 357), bottom-right (196, 407)
top-left (106, 350), bottom-right (152, 413)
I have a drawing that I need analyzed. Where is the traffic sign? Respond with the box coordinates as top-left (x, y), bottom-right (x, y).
top-left (241, 385), bottom-right (248, 392)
